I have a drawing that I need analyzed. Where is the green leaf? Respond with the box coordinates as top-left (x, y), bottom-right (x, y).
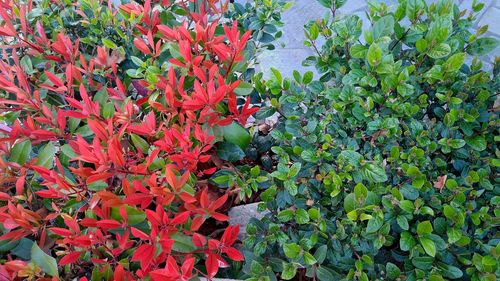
top-left (234, 81), bottom-right (254, 96)
top-left (31, 242), bottom-right (58, 277)
top-left (270, 67), bottom-right (283, 85)
top-left (130, 134), bottom-right (149, 153)
top-left (372, 15), bottom-right (394, 39)
top-left (419, 236), bottom-right (436, 257)
top-left (304, 252), bottom-right (317, 265)
top-left (36, 142), bottom-right (56, 168)
top-left (283, 243), bottom-right (301, 259)
top-left (301, 150), bottom-right (319, 163)
top-left (443, 52), bottom-right (466, 72)
top-left (102, 38), bottom-right (117, 49)
top-left (314, 245), bottom-right (327, 264)
top-left (386, 262), bottom-right (401, 280)
top-left (412, 256), bottom-right (434, 270)
top-left (110, 206), bottom-right (145, 225)
top-left (362, 164), bottom-right (388, 183)
top-left (343, 193), bottom-right (356, 212)
top-left (316, 266), bottom-right (335, 281)
top-left (217, 142), bottom-right (245, 162)
top-left (317, 0), bottom-right (333, 9)
top-left (171, 233), bottom-right (196, 253)
top-left (11, 238), bottom-right (33, 260)
top-left (88, 180), bottom-right (107, 191)
top-left (428, 43), bottom-right (451, 59)
top-left (9, 140), bottom-right (32, 165)
top-left (354, 183), bottom-right (368, 199)
top-left (350, 44), bottom-right (367, 58)
top-left (448, 139), bottom-right (466, 149)
top-left (400, 231), bottom-right (416, 251)
top-left (417, 221), bottom-right (433, 235)
top-left (367, 43), bottom-right (383, 66)
top-left (281, 262), bottom-right (297, 280)
top-left (465, 135), bottom-right (487, 151)
top-left (288, 162), bottom-right (301, 177)
top-left (302, 71), bottom-right (313, 84)
top-left (447, 227), bottom-right (462, 244)
top-left (339, 150), bottom-right (363, 166)
top-left (366, 216), bottom-right (384, 233)
top-left (278, 210), bottom-right (294, 222)
top-left (437, 262), bottom-right (463, 279)
top-left (406, 0), bottom-right (425, 21)
top-left (295, 209), bottom-right (310, 224)
top-left (397, 215), bottom-right (409, 230)
top-left (61, 144), bottom-right (77, 158)
top-left (467, 37), bottom-right (499, 56)
top-left (416, 38), bottom-right (428, 52)
top-left (222, 122), bottom-right (251, 149)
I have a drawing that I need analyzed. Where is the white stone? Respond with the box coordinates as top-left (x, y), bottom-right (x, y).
top-left (228, 202), bottom-right (267, 239)
top-left (256, 48), bottom-right (318, 79)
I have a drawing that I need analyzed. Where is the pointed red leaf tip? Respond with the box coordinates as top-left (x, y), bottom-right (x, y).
top-left (150, 256), bottom-right (194, 281)
top-left (96, 219), bottom-right (122, 230)
top-left (132, 244), bottom-right (155, 269)
top-left (192, 233), bottom-right (207, 247)
top-left (114, 264), bottom-right (125, 281)
top-left (134, 38), bottom-right (152, 55)
top-left (205, 253), bottom-right (219, 278)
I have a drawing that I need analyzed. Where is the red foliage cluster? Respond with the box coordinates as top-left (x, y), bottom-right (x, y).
top-left (0, 0), bottom-right (255, 279)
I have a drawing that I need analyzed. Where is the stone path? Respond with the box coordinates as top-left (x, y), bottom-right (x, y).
top-left (254, 0), bottom-right (500, 78)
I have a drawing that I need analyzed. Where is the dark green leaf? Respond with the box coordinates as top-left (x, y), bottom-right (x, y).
top-left (31, 242), bottom-right (58, 277)
top-left (217, 142), bottom-right (245, 162)
top-left (9, 140), bottom-right (32, 165)
top-left (467, 37), bottom-right (499, 55)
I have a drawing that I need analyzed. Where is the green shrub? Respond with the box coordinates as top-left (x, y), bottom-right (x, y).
top-left (243, 0), bottom-right (500, 280)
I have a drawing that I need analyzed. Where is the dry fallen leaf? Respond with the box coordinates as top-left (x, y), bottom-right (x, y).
top-left (434, 175), bottom-right (447, 190)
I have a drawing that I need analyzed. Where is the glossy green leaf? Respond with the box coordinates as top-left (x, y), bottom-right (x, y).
top-left (9, 140), bottom-right (32, 165)
top-left (31, 243), bottom-right (58, 277)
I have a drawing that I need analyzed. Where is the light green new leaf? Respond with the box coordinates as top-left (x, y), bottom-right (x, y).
top-left (419, 236), bottom-right (436, 257)
top-left (367, 43), bottom-right (383, 67)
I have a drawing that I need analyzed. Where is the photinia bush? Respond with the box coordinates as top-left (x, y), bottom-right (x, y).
top-left (243, 0), bottom-right (499, 280)
top-left (0, 0), bottom-right (266, 279)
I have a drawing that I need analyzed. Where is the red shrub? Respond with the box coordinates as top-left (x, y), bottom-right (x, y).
top-left (0, 0), bottom-right (255, 279)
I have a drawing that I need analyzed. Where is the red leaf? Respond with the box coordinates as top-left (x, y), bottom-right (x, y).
top-left (224, 247), bottom-right (244, 261)
top-left (205, 253), bottom-right (219, 278)
top-left (114, 264), bottom-right (124, 281)
top-left (15, 176), bottom-right (25, 195)
top-left (134, 39), bottom-right (152, 55)
top-left (59, 252), bottom-right (81, 265)
top-left (221, 225), bottom-right (239, 246)
top-left (170, 211), bottom-right (190, 225)
top-left (49, 227), bottom-right (73, 237)
top-left (132, 244), bottom-right (155, 269)
top-left (210, 193), bottom-right (228, 211)
top-left (45, 71), bottom-right (64, 87)
top-left (200, 188), bottom-right (209, 209)
top-left (192, 233), bottom-right (206, 248)
top-left (96, 219), bottom-right (122, 230)
top-left (131, 227), bottom-right (149, 240)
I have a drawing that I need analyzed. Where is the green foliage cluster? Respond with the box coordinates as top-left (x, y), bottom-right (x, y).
top-left (239, 0), bottom-right (500, 280)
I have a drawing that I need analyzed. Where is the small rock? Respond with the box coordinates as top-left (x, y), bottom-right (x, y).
top-left (228, 202), bottom-right (267, 239)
